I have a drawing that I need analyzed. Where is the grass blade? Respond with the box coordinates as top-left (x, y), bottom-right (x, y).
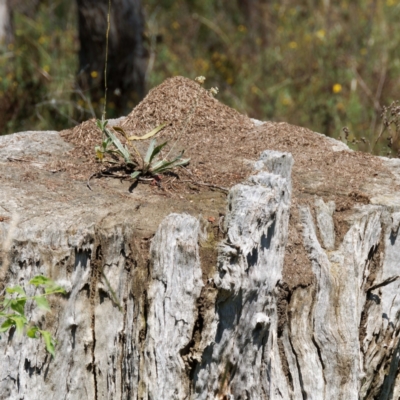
top-left (131, 171), bottom-right (141, 179)
top-left (104, 128), bottom-right (131, 163)
top-left (148, 141), bottom-right (168, 165)
top-left (151, 155), bottom-right (190, 174)
top-left (144, 139), bottom-right (156, 164)
top-left (155, 160), bottom-right (190, 174)
top-left (127, 123), bottom-right (168, 141)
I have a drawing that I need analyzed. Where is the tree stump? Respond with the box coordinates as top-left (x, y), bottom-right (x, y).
top-left (0, 77), bottom-right (399, 399)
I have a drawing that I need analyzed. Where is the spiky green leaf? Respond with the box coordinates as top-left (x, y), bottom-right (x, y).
top-left (148, 141), bottom-right (169, 165)
top-left (144, 139), bottom-right (156, 164)
top-left (150, 149), bottom-right (183, 171)
top-left (96, 119), bottom-right (108, 131)
top-left (151, 152), bottom-right (190, 173)
top-left (96, 119), bottom-right (104, 130)
top-left (103, 128), bottom-right (131, 163)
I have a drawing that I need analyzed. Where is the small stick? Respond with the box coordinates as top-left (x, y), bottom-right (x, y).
top-left (179, 180), bottom-right (229, 193)
top-left (7, 157), bottom-right (43, 164)
top-left (87, 172), bottom-right (100, 191)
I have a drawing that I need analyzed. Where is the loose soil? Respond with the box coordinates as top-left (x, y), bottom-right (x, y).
top-left (60, 76), bottom-right (384, 195)
top-left (59, 76), bottom-right (390, 288)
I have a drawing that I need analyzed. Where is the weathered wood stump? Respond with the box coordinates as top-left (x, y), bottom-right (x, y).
top-left (0, 77), bottom-right (400, 399)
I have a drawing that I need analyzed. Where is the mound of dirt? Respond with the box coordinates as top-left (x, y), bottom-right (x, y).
top-left (60, 76), bottom-right (254, 182)
top-left (123, 76), bottom-right (254, 136)
top-left (60, 76), bottom-right (384, 194)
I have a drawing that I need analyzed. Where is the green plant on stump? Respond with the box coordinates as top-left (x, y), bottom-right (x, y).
top-left (95, 119), bottom-right (190, 181)
top-left (0, 276), bottom-right (66, 356)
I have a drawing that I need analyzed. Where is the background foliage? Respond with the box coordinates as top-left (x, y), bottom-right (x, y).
top-left (1, 0), bottom-right (400, 156)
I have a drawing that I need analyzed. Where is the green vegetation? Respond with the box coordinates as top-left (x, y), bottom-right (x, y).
top-left (95, 119), bottom-right (190, 181)
top-left (2, 0), bottom-right (400, 156)
top-left (0, 276), bottom-right (66, 356)
top-left (0, 1), bottom-right (78, 133)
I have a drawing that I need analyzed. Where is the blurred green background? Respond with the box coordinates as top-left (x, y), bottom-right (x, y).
top-left (1, 0), bottom-right (400, 156)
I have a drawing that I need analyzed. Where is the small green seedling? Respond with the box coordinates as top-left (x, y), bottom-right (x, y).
top-left (0, 275), bottom-right (66, 357)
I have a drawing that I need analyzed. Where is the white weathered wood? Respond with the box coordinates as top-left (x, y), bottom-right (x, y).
top-left (314, 198), bottom-right (336, 250)
top-left (141, 214), bottom-right (203, 398)
top-left (192, 151), bottom-right (293, 399)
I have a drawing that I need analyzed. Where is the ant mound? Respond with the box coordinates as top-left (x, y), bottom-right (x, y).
top-left (61, 76), bottom-right (385, 197)
top-left (60, 76), bottom-right (254, 182)
top-left (123, 76), bottom-right (253, 139)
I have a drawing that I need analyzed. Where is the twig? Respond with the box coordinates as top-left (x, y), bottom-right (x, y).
top-left (7, 157), bottom-right (64, 174)
top-left (219, 215), bottom-right (226, 234)
top-left (374, 123), bottom-right (387, 149)
top-left (375, 54), bottom-right (388, 107)
top-left (0, 204), bottom-right (10, 213)
top-left (180, 179), bottom-right (229, 193)
top-left (144, 7), bottom-right (160, 86)
top-left (87, 169), bottom-right (134, 190)
top-left (370, 53), bottom-right (388, 141)
top-left (74, 83), bottom-right (96, 119)
top-left (352, 67), bottom-right (381, 112)
top-left (87, 171), bottom-right (101, 191)
top-left (7, 157), bottom-right (41, 163)
top-left (102, 0), bottom-right (112, 123)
